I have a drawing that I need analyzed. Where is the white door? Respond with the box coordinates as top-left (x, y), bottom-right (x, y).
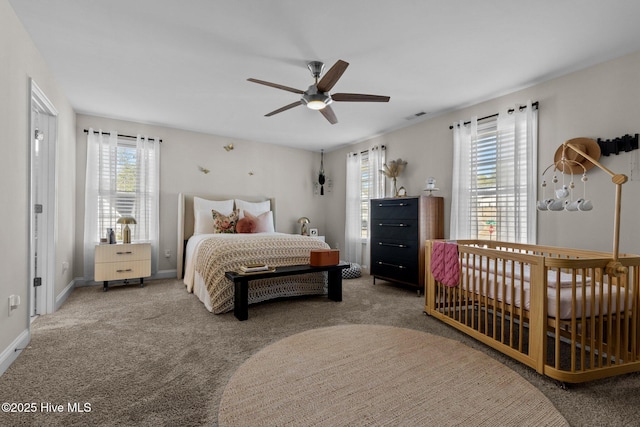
top-left (30, 80), bottom-right (57, 319)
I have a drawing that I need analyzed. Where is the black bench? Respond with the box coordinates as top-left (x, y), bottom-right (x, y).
top-left (225, 263), bottom-right (349, 321)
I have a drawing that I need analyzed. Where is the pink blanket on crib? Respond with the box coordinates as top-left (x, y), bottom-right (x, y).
top-left (431, 241), bottom-right (459, 287)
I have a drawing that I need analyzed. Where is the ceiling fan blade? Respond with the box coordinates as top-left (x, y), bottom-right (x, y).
top-left (247, 78), bottom-right (304, 95)
top-left (332, 93), bottom-right (390, 102)
top-left (265, 101), bottom-right (302, 117)
top-left (316, 60), bottom-right (349, 93)
top-left (320, 105), bottom-right (338, 124)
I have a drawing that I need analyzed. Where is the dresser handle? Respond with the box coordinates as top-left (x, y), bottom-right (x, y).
top-left (116, 268), bottom-right (133, 273)
top-left (378, 223), bottom-right (408, 227)
top-left (378, 242), bottom-right (407, 248)
top-left (377, 261), bottom-right (406, 269)
top-left (377, 203), bottom-right (409, 207)
top-left (116, 251), bottom-right (133, 255)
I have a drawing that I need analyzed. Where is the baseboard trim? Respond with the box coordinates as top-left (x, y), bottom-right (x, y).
top-left (0, 328), bottom-right (30, 377)
top-left (55, 279), bottom-right (76, 311)
top-left (155, 269), bottom-right (176, 279)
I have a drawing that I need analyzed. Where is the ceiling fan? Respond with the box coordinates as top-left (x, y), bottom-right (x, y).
top-left (247, 60), bottom-right (390, 124)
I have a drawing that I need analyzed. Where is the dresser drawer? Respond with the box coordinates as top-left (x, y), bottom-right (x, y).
top-left (95, 244), bottom-right (150, 263)
top-left (371, 239), bottom-right (418, 260)
top-left (94, 260), bottom-right (151, 281)
top-left (370, 219), bottom-right (417, 240)
top-left (370, 258), bottom-right (418, 285)
top-left (371, 198), bottom-right (419, 220)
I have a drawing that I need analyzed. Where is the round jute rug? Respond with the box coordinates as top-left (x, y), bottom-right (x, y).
top-left (218, 324), bottom-right (567, 426)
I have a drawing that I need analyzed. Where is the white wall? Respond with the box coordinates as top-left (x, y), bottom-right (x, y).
top-left (326, 50), bottom-right (640, 258)
top-left (1, 0), bottom-right (76, 371)
top-left (74, 114), bottom-right (328, 278)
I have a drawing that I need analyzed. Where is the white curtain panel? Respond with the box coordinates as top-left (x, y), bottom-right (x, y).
top-left (83, 129), bottom-right (118, 280)
top-left (497, 100), bottom-right (538, 243)
top-left (344, 151), bottom-right (362, 264)
top-left (134, 135), bottom-right (160, 273)
top-left (369, 145), bottom-right (386, 200)
top-left (450, 118), bottom-right (476, 240)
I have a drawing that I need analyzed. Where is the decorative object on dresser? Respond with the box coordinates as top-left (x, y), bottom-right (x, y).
top-left (94, 243), bottom-right (151, 291)
top-left (379, 158), bottom-right (407, 197)
top-left (117, 216), bottom-right (136, 244)
top-left (370, 195), bottom-right (443, 294)
top-left (423, 176), bottom-right (439, 196)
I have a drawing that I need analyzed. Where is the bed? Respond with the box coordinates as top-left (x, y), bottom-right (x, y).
top-left (424, 239), bottom-right (640, 383)
top-left (177, 193), bottom-right (330, 313)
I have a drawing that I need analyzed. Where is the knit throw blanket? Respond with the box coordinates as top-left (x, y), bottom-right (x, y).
top-left (430, 241), bottom-right (460, 287)
top-left (195, 234), bottom-right (330, 314)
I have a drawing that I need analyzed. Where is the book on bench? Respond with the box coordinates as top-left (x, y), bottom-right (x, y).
top-left (239, 263), bottom-right (270, 273)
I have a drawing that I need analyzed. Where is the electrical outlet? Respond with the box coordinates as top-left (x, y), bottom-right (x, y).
top-left (8, 295), bottom-right (20, 316)
top-left (165, 249), bottom-right (171, 258)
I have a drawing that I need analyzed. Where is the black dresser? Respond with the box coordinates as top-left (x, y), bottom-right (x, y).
top-left (370, 196), bottom-right (444, 292)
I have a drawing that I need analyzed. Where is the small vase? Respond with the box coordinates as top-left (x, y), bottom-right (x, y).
top-left (393, 177), bottom-right (398, 197)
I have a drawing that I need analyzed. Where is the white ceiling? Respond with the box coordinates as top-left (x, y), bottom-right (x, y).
top-left (10, 0), bottom-right (640, 152)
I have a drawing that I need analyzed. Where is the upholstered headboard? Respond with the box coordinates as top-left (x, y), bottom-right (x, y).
top-left (176, 193), bottom-right (276, 278)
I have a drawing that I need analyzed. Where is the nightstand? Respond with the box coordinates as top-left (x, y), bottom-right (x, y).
top-left (94, 243), bottom-right (151, 291)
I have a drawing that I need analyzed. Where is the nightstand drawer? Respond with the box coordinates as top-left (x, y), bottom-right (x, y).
top-left (95, 260), bottom-right (151, 281)
top-left (95, 244), bottom-right (150, 263)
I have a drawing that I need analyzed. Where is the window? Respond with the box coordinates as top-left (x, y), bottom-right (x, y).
top-left (451, 102), bottom-right (537, 243)
top-left (83, 130), bottom-right (160, 280)
top-left (344, 145), bottom-right (385, 264)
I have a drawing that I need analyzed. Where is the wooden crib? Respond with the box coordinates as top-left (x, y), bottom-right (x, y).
top-left (424, 240), bottom-right (640, 383)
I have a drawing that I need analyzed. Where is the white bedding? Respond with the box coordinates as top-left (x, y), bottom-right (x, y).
top-left (459, 257), bottom-right (632, 320)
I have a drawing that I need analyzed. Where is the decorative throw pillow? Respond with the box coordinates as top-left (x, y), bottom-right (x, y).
top-left (236, 217), bottom-right (256, 233)
top-left (211, 209), bottom-right (238, 233)
top-left (193, 198), bottom-right (234, 235)
top-left (244, 211), bottom-right (275, 233)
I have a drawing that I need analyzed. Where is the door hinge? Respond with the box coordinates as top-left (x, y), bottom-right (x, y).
top-left (33, 277), bottom-right (42, 287)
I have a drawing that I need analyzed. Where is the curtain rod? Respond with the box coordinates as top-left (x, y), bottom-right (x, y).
top-left (448, 101), bottom-right (538, 130)
top-left (83, 129), bottom-right (162, 143)
top-left (356, 144), bottom-right (386, 155)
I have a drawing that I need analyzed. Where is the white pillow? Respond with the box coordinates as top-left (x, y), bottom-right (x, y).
top-left (193, 197), bottom-right (234, 235)
top-left (235, 199), bottom-right (271, 216)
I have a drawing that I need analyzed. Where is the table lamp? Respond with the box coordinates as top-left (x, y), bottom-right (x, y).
top-left (117, 216), bottom-right (137, 243)
top-left (298, 217), bottom-right (310, 236)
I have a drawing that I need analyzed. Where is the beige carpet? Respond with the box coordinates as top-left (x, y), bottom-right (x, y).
top-left (218, 324), bottom-right (568, 427)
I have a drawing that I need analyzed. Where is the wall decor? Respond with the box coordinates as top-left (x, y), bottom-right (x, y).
top-left (318, 149), bottom-right (326, 195)
top-left (597, 133), bottom-right (638, 156)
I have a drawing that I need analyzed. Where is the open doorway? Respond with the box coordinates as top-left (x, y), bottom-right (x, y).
top-left (30, 79), bottom-right (57, 319)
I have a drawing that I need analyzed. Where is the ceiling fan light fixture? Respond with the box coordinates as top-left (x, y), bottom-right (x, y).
top-left (302, 86), bottom-right (332, 110)
top-left (306, 99), bottom-right (327, 110)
